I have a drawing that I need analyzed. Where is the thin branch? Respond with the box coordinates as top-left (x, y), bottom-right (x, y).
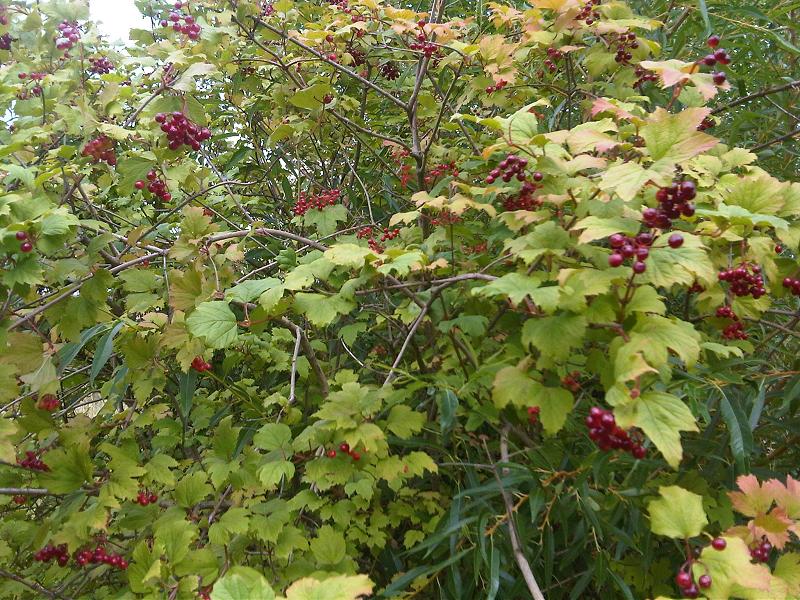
top-left (277, 317), bottom-right (329, 396)
top-left (0, 487), bottom-right (54, 496)
top-left (482, 436), bottom-right (545, 600)
top-left (751, 126), bottom-right (800, 152)
top-left (0, 567), bottom-right (72, 599)
top-left (711, 79), bottom-right (800, 115)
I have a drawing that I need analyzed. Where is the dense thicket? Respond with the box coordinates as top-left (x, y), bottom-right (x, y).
top-left (1, 1), bottom-right (800, 599)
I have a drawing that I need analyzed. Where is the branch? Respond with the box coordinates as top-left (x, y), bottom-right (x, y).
top-left (750, 127), bottom-right (800, 152)
top-left (482, 436), bottom-right (545, 600)
top-left (711, 79), bottom-right (800, 115)
top-left (0, 487), bottom-right (54, 496)
top-left (249, 17), bottom-right (407, 111)
top-left (277, 317), bottom-right (329, 396)
top-left (0, 567), bottom-right (71, 599)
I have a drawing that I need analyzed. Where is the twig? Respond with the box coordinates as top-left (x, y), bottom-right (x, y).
top-left (277, 317), bottom-right (329, 396)
top-left (0, 487), bottom-right (53, 496)
top-left (0, 567), bottom-right (72, 599)
top-left (751, 127), bottom-right (800, 152)
top-left (482, 437), bottom-right (545, 600)
top-left (288, 326), bottom-right (302, 405)
top-left (711, 80), bottom-right (800, 115)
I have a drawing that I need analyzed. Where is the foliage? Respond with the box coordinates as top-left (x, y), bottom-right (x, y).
top-left (0, 0), bottom-right (800, 598)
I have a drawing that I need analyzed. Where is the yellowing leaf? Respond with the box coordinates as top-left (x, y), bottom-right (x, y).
top-left (641, 107), bottom-right (718, 167)
top-left (599, 161), bottom-right (652, 201)
top-left (619, 391), bottom-right (698, 468)
top-left (729, 474), bottom-right (777, 517)
top-left (693, 537), bottom-right (774, 600)
top-left (648, 485), bottom-right (708, 538)
top-left (281, 575), bottom-right (373, 600)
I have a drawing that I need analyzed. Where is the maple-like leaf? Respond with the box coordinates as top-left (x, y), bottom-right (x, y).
top-left (752, 507), bottom-right (793, 549)
top-left (729, 474), bottom-right (777, 517)
top-left (766, 475), bottom-right (800, 519)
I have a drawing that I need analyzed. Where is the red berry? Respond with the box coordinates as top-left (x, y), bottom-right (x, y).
top-left (698, 574), bottom-right (712, 589)
top-left (135, 180), bottom-right (145, 189)
top-left (632, 261), bottom-right (647, 274)
top-left (532, 171), bottom-right (544, 182)
top-left (608, 253), bottom-right (624, 267)
top-left (775, 244), bottom-right (783, 254)
top-left (712, 71), bottom-right (726, 85)
top-left (339, 443), bottom-right (350, 453)
top-left (20, 242), bottom-right (33, 253)
top-left (327, 449), bottom-right (337, 458)
top-left (350, 451), bottom-right (361, 461)
top-left (675, 571), bottom-right (693, 589)
top-left (668, 233), bottom-right (684, 248)
top-left (15, 231), bottom-right (27, 240)
top-left (711, 537), bottom-right (726, 550)
top-left (707, 35), bottom-right (720, 48)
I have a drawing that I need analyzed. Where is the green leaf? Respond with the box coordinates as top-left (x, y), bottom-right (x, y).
top-left (473, 273), bottom-right (541, 305)
top-left (174, 472), bottom-right (212, 508)
top-left (253, 423), bottom-right (293, 452)
top-left (629, 315), bottom-right (701, 368)
top-left (303, 204), bottom-right (348, 236)
top-left (258, 460), bottom-right (295, 490)
top-left (325, 243), bottom-right (374, 268)
top-left (522, 314), bottom-right (587, 365)
top-left (187, 301), bottom-right (239, 349)
top-left (619, 391), bottom-right (699, 468)
top-left (385, 405), bottom-right (425, 438)
top-left (290, 83), bottom-right (333, 110)
top-left (225, 278), bottom-right (282, 303)
top-left (648, 485), bottom-right (708, 538)
top-left (573, 216), bottom-right (642, 244)
top-left (212, 567), bottom-right (275, 600)
top-left (310, 525), bottom-right (347, 565)
top-left (599, 161), bottom-right (652, 201)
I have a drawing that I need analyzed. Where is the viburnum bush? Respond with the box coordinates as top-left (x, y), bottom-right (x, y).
top-left (2, 0), bottom-right (800, 598)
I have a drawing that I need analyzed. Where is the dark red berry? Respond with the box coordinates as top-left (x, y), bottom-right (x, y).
top-left (20, 242), bottom-right (33, 253)
top-left (698, 574), bottom-right (712, 589)
top-left (668, 233), bottom-right (684, 248)
top-left (711, 537), bottom-right (726, 550)
top-left (707, 35), bottom-right (720, 48)
top-left (608, 253), bottom-right (624, 267)
top-left (675, 571), bottom-right (693, 589)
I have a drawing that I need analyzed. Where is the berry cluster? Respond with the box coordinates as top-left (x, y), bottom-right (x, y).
top-left (562, 371), bottom-right (581, 393)
top-left (543, 47), bottom-right (563, 74)
top-left (18, 72), bottom-right (46, 97)
top-left (430, 210), bottom-right (462, 227)
top-left (643, 181), bottom-right (696, 229)
top-left (612, 31), bottom-right (638, 64)
top-left (575, 0), bottom-right (602, 25)
top-left (15, 231), bottom-right (33, 254)
top-left (191, 356), bottom-right (213, 372)
top-left (356, 226), bottom-right (374, 239)
top-left (607, 231), bottom-right (658, 273)
top-left (327, 442), bottom-right (361, 461)
top-left (81, 135), bottom-right (117, 166)
top-left (424, 160), bottom-right (458, 184)
top-left (0, 33), bottom-right (12, 51)
top-left (633, 65), bottom-right (658, 88)
top-left (585, 407), bottom-right (646, 459)
top-left (380, 61), bottom-right (400, 80)
top-left (503, 181), bottom-right (540, 211)
top-left (749, 537), bottom-right (772, 563)
top-left (674, 538), bottom-right (726, 598)
top-left (409, 21), bottom-right (441, 58)
top-left (37, 394), bottom-right (59, 412)
top-left (160, 3), bottom-right (201, 40)
top-left (292, 188), bottom-right (341, 216)
top-left (135, 170), bottom-right (172, 202)
top-left (486, 79), bottom-right (508, 94)
top-left (485, 154), bottom-right (530, 184)
top-left (88, 57), bottom-right (114, 74)
top-left (18, 450), bottom-right (49, 471)
top-left (782, 275), bottom-right (800, 296)
top-left (135, 490), bottom-right (158, 506)
top-left (55, 21), bottom-right (81, 52)
top-left (155, 112), bottom-right (211, 151)
top-left (716, 306), bottom-right (748, 340)
top-left (74, 545), bottom-right (128, 570)
top-left (527, 406), bottom-right (540, 424)
top-left (347, 45), bottom-right (367, 67)
top-left (34, 544), bottom-right (69, 567)
top-left (718, 263), bottom-right (765, 299)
